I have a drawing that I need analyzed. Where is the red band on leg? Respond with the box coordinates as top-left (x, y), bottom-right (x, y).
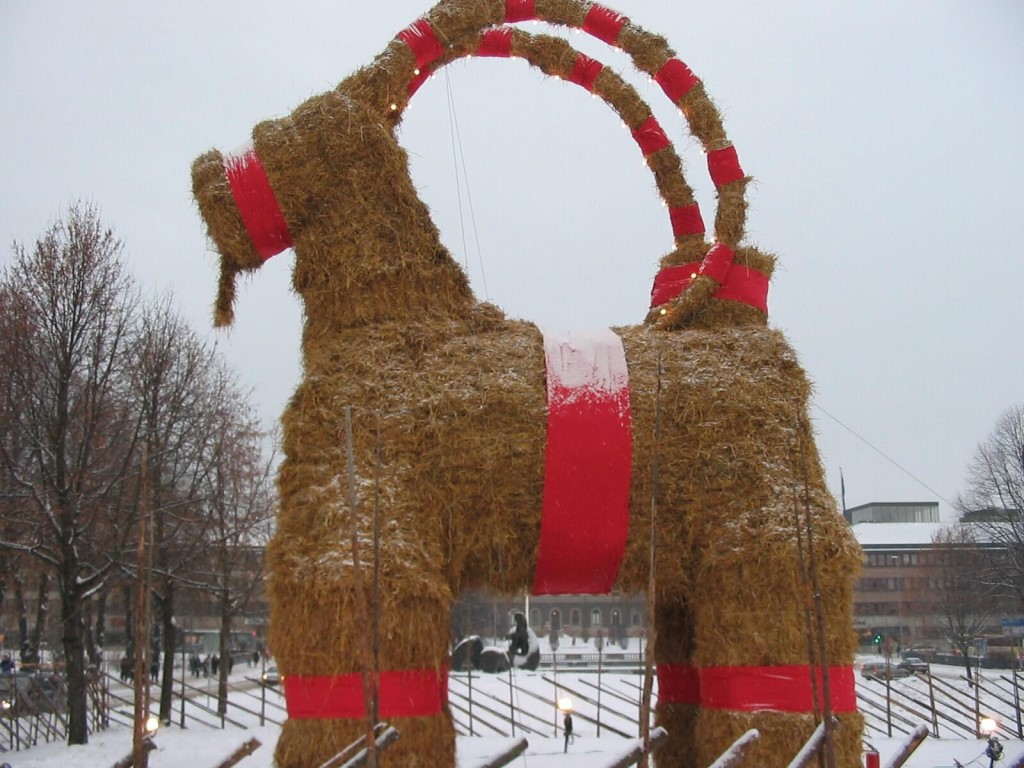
top-left (657, 664), bottom-right (857, 713)
top-left (284, 667), bottom-right (449, 719)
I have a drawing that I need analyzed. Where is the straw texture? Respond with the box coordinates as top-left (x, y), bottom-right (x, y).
top-left (191, 2), bottom-right (862, 766)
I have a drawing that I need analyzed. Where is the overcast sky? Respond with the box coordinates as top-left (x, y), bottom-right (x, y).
top-left (2, 2), bottom-right (1021, 519)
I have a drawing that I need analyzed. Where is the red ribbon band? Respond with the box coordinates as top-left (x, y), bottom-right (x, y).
top-left (504, 0), bottom-right (536, 23)
top-left (397, 19), bottom-right (445, 68)
top-left (697, 242), bottom-right (734, 284)
top-left (569, 53), bottom-right (604, 92)
top-left (407, 66), bottom-right (431, 96)
top-left (533, 329), bottom-right (632, 595)
top-left (284, 668), bottom-right (449, 720)
top-left (657, 664), bottom-right (857, 713)
top-left (631, 116), bottom-right (671, 158)
top-left (655, 58), bottom-right (699, 103)
top-left (222, 144), bottom-right (293, 262)
top-left (479, 28), bottom-right (513, 58)
top-left (650, 259), bottom-right (768, 314)
top-left (708, 145), bottom-right (745, 188)
top-left (583, 5), bottom-right (628, 45)
top-left (668, 204), bottom-right (706, 237)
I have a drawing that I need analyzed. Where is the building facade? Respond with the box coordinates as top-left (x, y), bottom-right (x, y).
top-left (850, 510), bottom-right (1019, 654)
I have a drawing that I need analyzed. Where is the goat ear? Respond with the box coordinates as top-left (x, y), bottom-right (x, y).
top-left (193, 148), bottom-right (270, 327)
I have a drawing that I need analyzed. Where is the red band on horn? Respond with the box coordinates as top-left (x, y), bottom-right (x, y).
top-left (568, 53), bottom-right (603, 92)
top-left (708, 145), bottom-right (745, 188)
top-left (655, 58), bottom-right (699, 103)
top-left (284, 668), bottom-right (449, 720)
top-left (222, 145), bottom-right (293, 262)
top-left (583, 5), bottom-right (628, 45)
top-left (697, 242), bottom-right (734, 284)
top-left (632, 116), bottom-right (671, 157)
top-left (398, 19), bottom-right (445, 68)
top-left (407, 67), bottom-right (431, 96)
top-left (479, 28), bottom-right (513, 58)
top-left (668, 204), bottom-right (706, 237)
top-left (650, 261), bottom-right (768, 314)
top-left (534, 329), bottom-right (632, 595)
top-left (657, 664), bottom-right (857, 713)
top-left (505, 0), bottom-right (536, 22)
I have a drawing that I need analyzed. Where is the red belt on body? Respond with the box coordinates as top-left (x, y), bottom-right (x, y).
top-left (533, 328), bottom-right (632, 595)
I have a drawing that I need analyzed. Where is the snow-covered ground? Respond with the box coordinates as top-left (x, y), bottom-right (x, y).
top-left (5, 651), bottom-right (1024, 767)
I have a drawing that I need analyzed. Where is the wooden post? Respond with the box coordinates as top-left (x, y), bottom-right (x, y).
top-left (133, 442), bottom-right (151, 768)
top-left (113, 735), bottom-right (156, 768)
top-left (602, 726), bottom-right (670, 768)
top-left (212, 738), bottom-right (263, 768)
top-left (883, 723), bottom-right (929, 768)
top-left (344, 407), bottom-right (378, 768)
top-left (316, 726), bottom-right (400, 768)
top-left (786, 719), bottom-right (837, 768)
top-left (637, 351), bottom-right (662, 768)
top-left (706, 729), bottom-right (760, 768)
top-left (798, 416), bottom-right (836, 768)
top-left (468, 737), bottom-right (528, 768)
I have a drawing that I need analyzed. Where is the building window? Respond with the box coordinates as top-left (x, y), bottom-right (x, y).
top-left (570, 608), bottom-right (581, 627)
top-left (530, 609), bottom-right (541, 628)
top-left (591, 608), bottom-right (602, 627)
top-left (611, 609), bottom-right (621, 627)
top-left (631, 611), bottom-right (642, 627)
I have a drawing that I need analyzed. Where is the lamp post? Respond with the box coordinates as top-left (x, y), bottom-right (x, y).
top-left (980, 717), bottom-right (1003, 767)
top-left (891, 555), bottom-right (902, 655)
top-left (558, 697), bottom-right (574, 753)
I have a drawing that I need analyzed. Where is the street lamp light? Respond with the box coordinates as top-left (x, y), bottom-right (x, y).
top-left (980, 717), bottom-right (1002, 768)
top-left (558, 697), bottom-right (574, 753)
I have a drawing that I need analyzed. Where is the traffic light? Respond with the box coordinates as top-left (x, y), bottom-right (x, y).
top-left (873, 632), bottom-right (883, 645)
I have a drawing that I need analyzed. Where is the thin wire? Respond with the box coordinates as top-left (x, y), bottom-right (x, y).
top-left (813, 400), bottom-right (955, 507)
top-left (442, 69), bottom-right (469, 268)
top-left (443, 66), bottom-right (490, 300)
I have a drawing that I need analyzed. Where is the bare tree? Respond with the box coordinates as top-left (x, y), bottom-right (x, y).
top-left (0, 203), bottom-right (141, 744)
top-left (930, 525), bottom-right (997, 683)
top-left (191, 365), bottom-right (276, 715)
top-left (129, 295), bottom-right (224, 723)
top-left (957, 403), bottom-right (1024, 609)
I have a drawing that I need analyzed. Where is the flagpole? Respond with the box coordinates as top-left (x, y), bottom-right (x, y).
top-left (840, 467), bottom-right (847, 521)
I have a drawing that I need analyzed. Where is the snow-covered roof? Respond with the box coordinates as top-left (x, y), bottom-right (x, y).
top-left (850, 522), bottom-right (949, 547)
top-left (851, 520), bottom-right (1012, 547)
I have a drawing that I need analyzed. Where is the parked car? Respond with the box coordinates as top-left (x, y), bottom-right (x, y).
top-left (903, 646), bottom-right (937, 661)
top-left (860, 661), bottom-right (911, 680)
top-left (260, 666), bottom-right (281, 686)
top-left (897, 656), bottom-right (929, 674)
